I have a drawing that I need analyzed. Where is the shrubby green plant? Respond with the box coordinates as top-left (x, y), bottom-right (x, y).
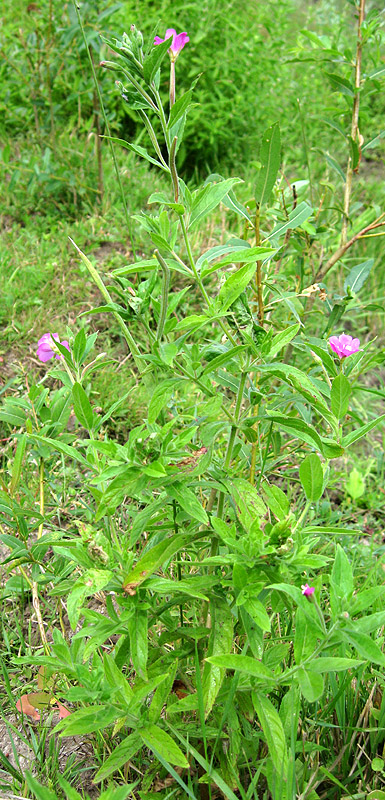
top-left (2, 2), bottom-right (385, 798)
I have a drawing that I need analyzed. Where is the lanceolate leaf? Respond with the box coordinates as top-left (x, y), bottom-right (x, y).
top-left (102, 136), bottom-right (169, 171)
top-left (122, 533), bottom-right (195, 591)
top-left (342, 414), bottom-right (385, 448)
top-left (206, 654), bottom-right (274, 680)
top-left (202, 600), bottom-right (233, 716)
top-left (143, 37), bottom-right (172, 84)
top-left (218, 261), bottom-right (256, 311)
top-left (252, 692), bottom-right (288, 773)
top-left (299, 453), bottom-right (324, 502)
top-left (189, 178), bottom-right (242, 230)
top-left (267, 201), bottom-right (313, 240)
top-left (93, 732), bottom-right (143, 783)
top-left (343, 259), bottom-right (374, 294)
top-left (139, 725), bottom-right (189, 768)
top-left (255, 122), bottom-right (281, 206)
top-left (72, 382), bottom-right (94, 430)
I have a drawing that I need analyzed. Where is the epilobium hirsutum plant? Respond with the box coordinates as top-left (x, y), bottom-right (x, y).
top-left (2, 8), bottom-right (385, 798)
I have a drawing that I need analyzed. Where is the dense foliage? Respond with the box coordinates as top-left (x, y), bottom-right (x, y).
top-left (1, 1), bottom-right (385, 799)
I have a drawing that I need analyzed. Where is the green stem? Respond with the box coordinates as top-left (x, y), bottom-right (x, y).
top-left (292, 499), bottom-right (312, 534)
top-left (178, 215), bottom-right (238, 347)
top-left (154, 250), bottom-right (170, 340)
top-left (169, 136), bottom-right (179, 203)
top-left (216, 370), bottom-right (248, 523)
top-left (172, 500), bottom-right (184, 627)
top-left (152, 87), bottom-right (171, 151)
top-left (170, 59), bottom-right (176, 107)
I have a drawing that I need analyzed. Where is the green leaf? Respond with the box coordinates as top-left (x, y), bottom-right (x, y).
top-left (330, 373), bottom-right (351, 419)
top-left (267, 324), bottom-right (300, 358)
top-left (128, 609), bottom-right (148, 679)
top-left (255, 122), bottom-right (281, 206)
top-left (299, 453), bottom-right (324, 502)
top-left (212, 246), bottom-right (275, 268)
top-left (266, 413), bottom-right (343, 459)
top-left (93, 732), bottom-right (142, 783)
top-left (294, 607), bottom-right (318, 664)
top-left (310, 657), bottom-right (364, 673)
top-left (140, 724), bottom-right (189, 768)
top-left (196, 239), bottom-right (251, 270)
top-left (189, 178), bottom-right (242, 230)
top-left (103, 653), bottom-right (134, 706)
top-left (202, 600), bottom-right (233, 716)
top-left (348, 135), bottom-right (360, 171)
top-left (324, 71), bottom-right (355, 96)
top-left (342, 414), bottom-right (385, 448)
top-left (362, 129), bottom-right (385, 152)
top-left (206, 654), bottom-right (274, 680)
top-left (331, 544), bottom-right (354, 600)
top-left (231, 478), bottom-right (267, 533)
top-left (25, 773), bottom-right (59, 800)
top-left (347, 469), bottom-right (365, 501)
top-left (342, 629), bottom-right (385, 666)
top-left (122, 532), bottom-right (194, 591)
top-left (143, 37), bottom-right (172, 84)
top-left (28, 434), bottom-right (97, 471)
top-left (167, 482), bottom-right (208, 525)
top-left (72, 382), bottom-right (94, 430)
top-left (343, 259), bottom-right (374, 294)
top-left (149, 663), bottom-right (178, 723)
top-left (147, 379), bottom-right (176, 423)
top-left (102, 136), bottom-right (169, 171)
top-left (297, 668), bottom-right (324, 702)
top-left (267, 201), bottom-right (313, 240)
top-left (260, 483), bottom-right (289, 520)
top-left (54, 704), bottom-right (119, 735)
top-left (242, 598), bottom-right (271, 632)
top-left (168, 89), bottom-right (194, 128)
top-left (218, 262), bottom-right (256, 311)
top-left (323, 151), bottom-right (346, 181)
top-left (252, 692), bottom-right (288, 772)
top-left (221, 188), bottom-right (252, 222)
top-left (10, 434), bottom-right (27, 495)
top-left (202, 345), bottom-right (248, 375)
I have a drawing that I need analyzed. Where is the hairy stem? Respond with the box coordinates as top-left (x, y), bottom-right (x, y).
top-left (170, 60), bottom-right (176, 107)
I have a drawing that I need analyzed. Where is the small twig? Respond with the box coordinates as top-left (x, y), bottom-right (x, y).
top-left (341, 0), bottom-right (366, 245)
top-left (314, 214), bottom-right (385, 283)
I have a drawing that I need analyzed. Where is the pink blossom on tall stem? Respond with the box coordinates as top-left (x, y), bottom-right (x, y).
top-left (328, 333), bottom-right (360, 359)
top-left (37, 333), bottom-right (70, 363)
top-left (301, 583), bottom-right (315, 597)
top-left (154, 29), bottom-right (189, 61)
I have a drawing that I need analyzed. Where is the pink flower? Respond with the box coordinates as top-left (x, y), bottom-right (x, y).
top-left (328, 333), bottom-right (360, 359)
top-left (37, 333), bottom-right (70, 363)
top-left (301, 583), bottom-right (315, 596)
top-left (154, 29), bottom-right (189, 60)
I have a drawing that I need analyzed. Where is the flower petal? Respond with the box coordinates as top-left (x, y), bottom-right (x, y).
top-left (172, 32), bottom-right (189, 55)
